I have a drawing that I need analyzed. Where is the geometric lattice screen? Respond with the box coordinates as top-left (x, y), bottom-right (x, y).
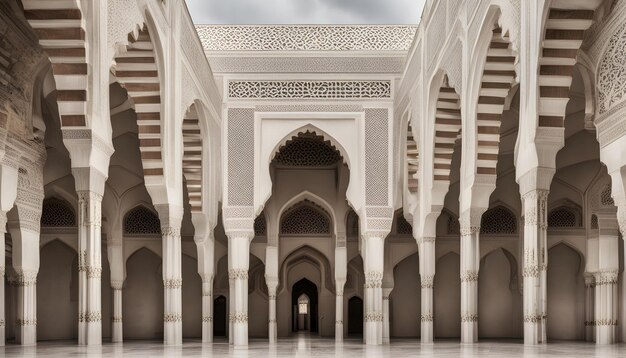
top-left (281, 201), bottom-right (331, 235)
top-left (273, 131), bottom-right (342, 167)
top-left (124, 206), bottom-right (161, 235)
top-left (480, 205), bottom-right (517, 235)
top-left (40, 198), bottom-right (76, 227)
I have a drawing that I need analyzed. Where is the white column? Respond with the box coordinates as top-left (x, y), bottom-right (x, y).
top-left (202, 277), bottom-right (214, 342)
top-left (8, 215), bottom-right (41, 346)
top-left (228, 234), bottom-right (252, 348)
top-left (382, 288), bottom-right (392, 343)
top-left (193, 223), bottom-right (216, 344)
top-left (111, 281), bottom-right (123, 343)
top-left (418, 236), bottom-right (435, 343)
top-left (228, 277), bottom-right (234, 344)
top-left (584, 274), bottom-right (595, 342)
top-left (156, 204), bottom-right (184, 346)
top-left (77, 190), bottom-right (104, 346)
top-left (521, 189), bottom-right (548, 345)
top-left (460, 210), bottom-right (481, 344)
top-left (265, 245), bottom-right (279, 344)
top-left (334, 243), bottom-right (347, 343)
top-left (267, 284), bottom-right (278, 343)
top-left (363, 234), bottom-right (384, 345)
top-left (594, 211), bottom-right (619, 344)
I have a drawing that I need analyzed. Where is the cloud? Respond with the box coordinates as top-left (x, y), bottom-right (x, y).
top-left (185, 0), bottom-right (426, 24)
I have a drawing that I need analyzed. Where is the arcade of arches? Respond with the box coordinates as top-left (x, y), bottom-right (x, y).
top-left (2, 0), bottom-right (626, 355)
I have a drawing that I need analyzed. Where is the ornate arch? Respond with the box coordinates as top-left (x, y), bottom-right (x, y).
top-left (278, 245), bottom-right (334, 294)
top-left (470, 9), bottom-right (518, 178)
top-left (40, 197), bottom-right (76, 227)
top-left (430, 72), bottom-right (462, 187)
top-left (112, 24), bottom-right (164, 179)
top-left (272, 131), bottom-right (343, 167)
top-left (182, 102), bottom-right (203, 212)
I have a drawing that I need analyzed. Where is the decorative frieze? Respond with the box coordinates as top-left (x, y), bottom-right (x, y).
top-left (364, 271), bottom-right (383, 288)
top-left (522, 190), bottom-right (549, 229)
top-left (228, 269), bottom-right (249, 280)
top-left (523, 314), bottom-right (543, 323)
top-left (594, 271), bottom-right (619, 285)
top-left (85, 312), bottom-right (101, 322)
top-left (420, 314), bottom-right (433, 322)
top-left (595, 319), bottom-right (618, 326)
top-left (112, 316), bottom-right (123, 323)
top-left (86, 266), bottom-right (102, 279)
top-left (229, 313), bottom-right (248, 323)
top-left (202, 316), bottom-right (213, 323)
top-left (421, 275), bottom-right (434, 289)
top-left (161, 226), bottom-right (182, 238)
top-left (164, 313), bottom-right (182, 322)
top-left (460, 271), bottom-right (479, 283)
top-left (335, 320), bottom-right (343, 325)
top-left (197, 25), bottom-right (416, 52)
top-left (364, 312), bottom-right (383, 322)
top-left (522, 265), bottom-right (540, 278)
top-left (228, 80), bottom-right (391, 99)
top-left (16, 318), bottom-right (37, 326)
top-left (164, 279), bottom-right (183, 289)
top-left (461, 314), bottom-right (478, 322)
top-left (15, 270), bottom-right (37, 286)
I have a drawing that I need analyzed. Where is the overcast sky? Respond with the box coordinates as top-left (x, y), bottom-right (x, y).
top-left (185, 0), bottom-right (426, 24)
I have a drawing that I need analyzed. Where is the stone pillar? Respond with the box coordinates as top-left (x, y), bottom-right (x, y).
top-left (73, 167), bottom-right (108, 346)
top-left (382, 288), bottom-right (392, 343)
top-left (594, 211), bottom-right (619, 344)
top-left (584, 274), bottom-right (595, 342)
top-left (156, 204), bottom-right (184, 346)
top-left (521, 189), bottom-right (549, 345)
top-left (418, 236), bottom-right (435, 344)
top-left (618, 206), bottom-right (626, 343)
top-left (460, 210), bottom-right (482, 344)
top-left (111, 281), bottom-right (123, 343)
top-left (335, 281), bottom-right (345, 342)
top-left (264, 245), bottom-right (278, 344)
top-left (201, 276), bottom-right (214, 342)
top-left (363, 234), bottom-right (384, 345)
top-left (8, 214), bottom-right (41, 346)
top-left (334, 243), bottom-right (347, 343)
top-left (193, 221), bottom-right (216, 344)
top-left (228, 234), bottom-right (252, 348)
top-left (228, 276), bottom-right (234, 344)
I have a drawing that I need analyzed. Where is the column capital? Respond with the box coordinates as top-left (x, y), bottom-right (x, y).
top-left (517, 167), bottom-right (555, 197)
top-left (223, 206), bottom-right (254, 238)
top-left (459, 208), bottom-right (486, 236)
top-left (71, 166), bottom-right (108, 196)
top-left (111, 280), bottom-right (124, 290)
top-left (416, 236), bottom-right (435, 245)
top-left (155, 204), bottom-right (184, 237)
top-left (228, 268), bottom-right (248, 280)
top-left (420, 275), bottom-right (434, 288)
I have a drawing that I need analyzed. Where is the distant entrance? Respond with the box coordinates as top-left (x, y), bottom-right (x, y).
top-left (214, 295), bottom-right (227, 336)
top-left (291, 278), bottom-right (318, 333)
top-left (348, 296), bottom-right (363, 336)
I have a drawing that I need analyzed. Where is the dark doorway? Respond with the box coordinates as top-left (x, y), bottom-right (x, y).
top-left (291, 278), bottom-right (318, 333)
top-left (214, 295), bottom-right (227, 336)
top-left (348, 296), bottom-right (363, 336)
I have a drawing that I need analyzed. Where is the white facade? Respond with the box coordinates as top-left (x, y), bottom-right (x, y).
top-left (0, 0), bottom-right (626, 352)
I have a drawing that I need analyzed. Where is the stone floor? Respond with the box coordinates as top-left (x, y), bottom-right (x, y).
top-left (2, 335), bottom-right (626, 357)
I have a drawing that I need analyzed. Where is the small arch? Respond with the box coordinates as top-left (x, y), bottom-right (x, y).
top-left (123, 205), bottom-right (161, 235)
top-left (277, 191), bottom-right (337, 236)
top-left (279, 245), bottom-right (334, 294)
top-left (280, 200), bottom-right (331, 236)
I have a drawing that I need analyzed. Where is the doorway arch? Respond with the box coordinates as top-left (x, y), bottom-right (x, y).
top-left (348, 296), bottom-right (363, 336)
top-left (291, 278), bottom-right (318, 333)
top-left (213, 295), bottom-right (227, 337)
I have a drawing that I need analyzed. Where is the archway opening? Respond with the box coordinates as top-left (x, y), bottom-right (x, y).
top-left (291, 278), bottom-right (318, 333)
top-left (347, 296), bottom-right (363, 336)
top-left (213, 295), bottom-right (227, 337)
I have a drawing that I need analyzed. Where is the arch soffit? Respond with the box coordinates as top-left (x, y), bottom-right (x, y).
top-left (547, 241), bottom-right (586, 272)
